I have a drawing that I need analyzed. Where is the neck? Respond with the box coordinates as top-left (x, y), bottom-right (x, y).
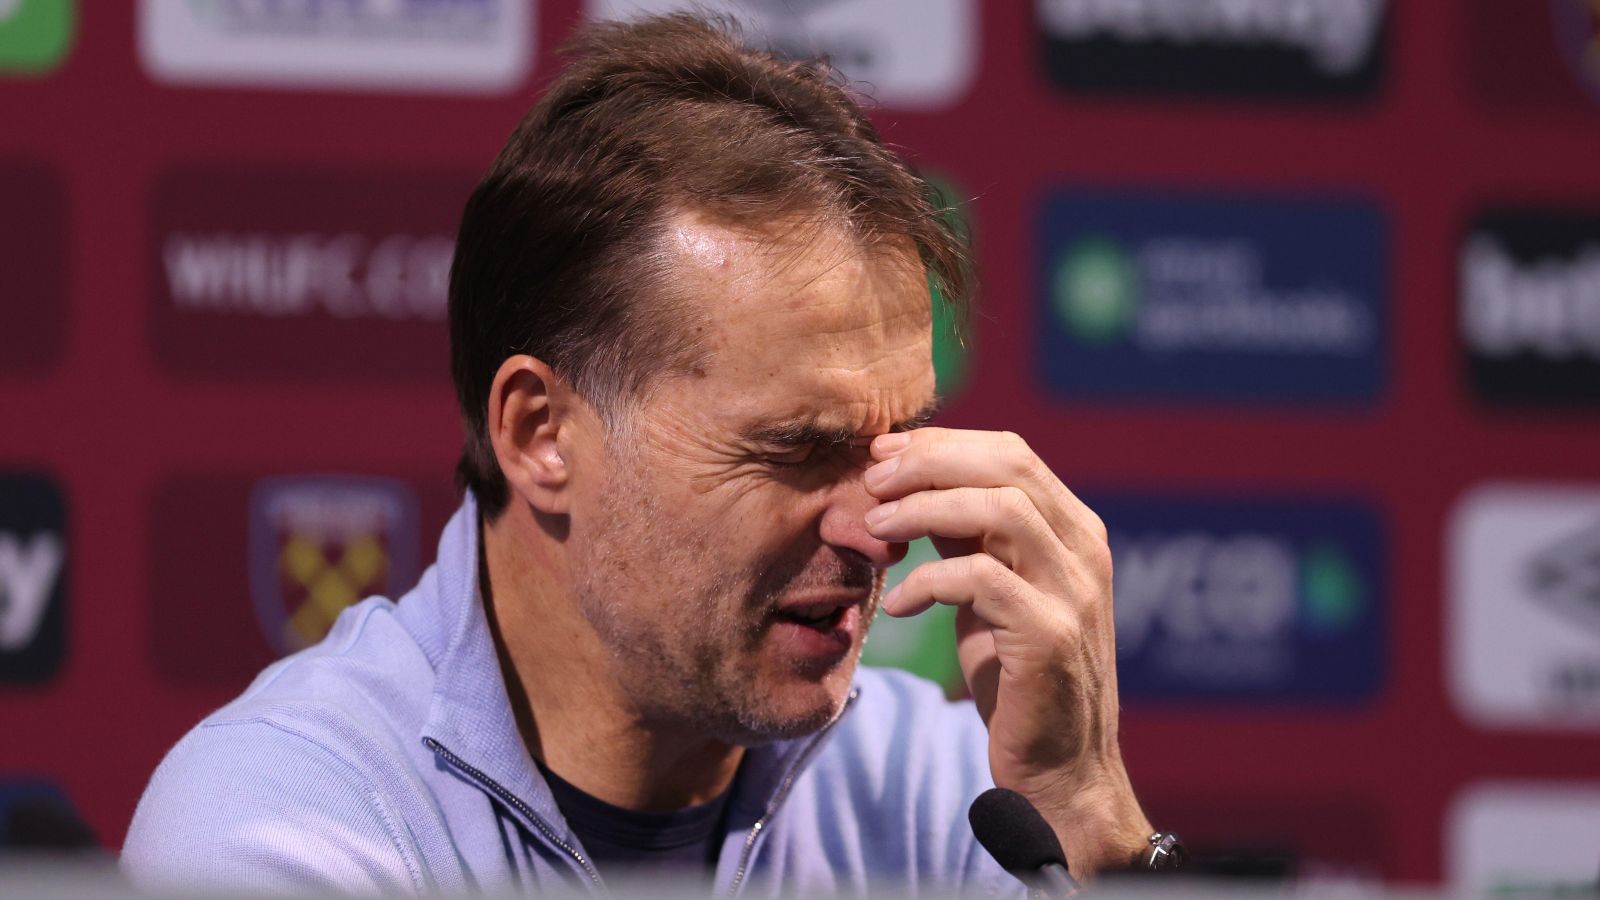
top-left (480, 503), bottom-right (744, 811)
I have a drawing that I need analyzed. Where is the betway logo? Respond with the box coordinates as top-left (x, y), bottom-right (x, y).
top-left (1113, 532), bottom-right (1298, 652)
top-left (1037, 0), bottom-right (1386, 75)
top-left (0, 531), bottom-right (62, 651)
top-left (163, 232), bottom-right (452, 321)
top-left (1461, 236), bottom-right (1600, 360)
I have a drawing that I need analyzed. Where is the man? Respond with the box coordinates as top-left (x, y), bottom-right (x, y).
top-left (124, 14), bottom-right (1163, 895)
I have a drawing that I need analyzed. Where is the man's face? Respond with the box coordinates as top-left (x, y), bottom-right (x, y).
top-left (565, 211), bottom-right (936, 745)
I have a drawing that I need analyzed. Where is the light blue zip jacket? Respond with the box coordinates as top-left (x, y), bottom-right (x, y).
top-left (122, 493), bottom-right (1019, 897)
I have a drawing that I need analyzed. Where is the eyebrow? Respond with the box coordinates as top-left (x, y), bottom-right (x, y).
top-left (742, 396), bottom-right (944, 448)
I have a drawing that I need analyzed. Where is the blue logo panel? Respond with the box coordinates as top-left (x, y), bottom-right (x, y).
top-left (1087, 494), bottom-right (1387, 705)
top-left (1037, 191), bottom-right (1387, 405)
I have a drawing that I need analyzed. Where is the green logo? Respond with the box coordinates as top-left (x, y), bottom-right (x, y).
top-left (1300, 543), bottom-right (1364, 633)
top-left (861, 538), bottom-right (964, 694)
top-left (924, 176), bottom-right (972, 398)
top-left (1052, 236), bottom-right (1139, 344)
top-left (0, 0), bottom-right (73, 74)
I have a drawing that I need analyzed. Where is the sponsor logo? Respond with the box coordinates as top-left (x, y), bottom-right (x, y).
top-left (0, 473), bottom-right (66, 685)
top-left (149, 472), bottom-right (450, 686)
top-left (1449, 484), bottom-right (1600, 729)
top-left (1036, 0), bottom-right (1387, 99)
top-left (148, 167), bottom-right (472, 380)
top-left (1449, 783), bottom-right (1600, 893)
top-left (588, 0), bottom-right (976, 110)
top-left (138, 0), bottom-right (530, 93)
top-left (248, 476), bottom-right (420, 656)
top-left (1092, 494), bottom-right (1384, 703)
top-left (1460, 208), bottom-right (1600, 405)
top-left (0, 161), bottom-right (66, 375)
top-left (1553, 0), bottom-right (1600, 104)
top-left (861, 538), bottom-right (964, 695)
top-left (0, 0), bottom-right (72, 73)
top-left (1038, 191), bottom-right (1386, 405)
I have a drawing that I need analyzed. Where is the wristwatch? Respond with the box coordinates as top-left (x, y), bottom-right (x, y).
top-left (1142, 832), bottom-right (1187, 871)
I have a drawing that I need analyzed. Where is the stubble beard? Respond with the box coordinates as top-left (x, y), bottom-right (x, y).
top-left (572, 453), bottom-right (881, 746)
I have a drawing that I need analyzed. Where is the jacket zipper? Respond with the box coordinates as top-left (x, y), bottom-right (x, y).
top-left (724, 688), bottom-right (859, 900)
top-left (423, 736), bottom-right (606, 892)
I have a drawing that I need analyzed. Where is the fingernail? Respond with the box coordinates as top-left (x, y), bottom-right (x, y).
top-left (864, 456), bottom-right (900, 488)
top-left (864, 500), bottom-right (900, 527)
top-left (873, 432), bottom-right (911, 455)
top-left (882, 584), bottom-right (902, 613)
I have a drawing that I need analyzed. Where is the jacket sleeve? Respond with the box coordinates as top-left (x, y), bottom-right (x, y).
top-left (121, 719), bottom-right (422, 895)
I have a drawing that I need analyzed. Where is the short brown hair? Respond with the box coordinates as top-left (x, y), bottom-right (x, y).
top-left (448, 13), bottom-right (972, 520)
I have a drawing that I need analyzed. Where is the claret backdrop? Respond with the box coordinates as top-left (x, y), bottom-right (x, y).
top-left (2, 0), bottom-right (1598, 891)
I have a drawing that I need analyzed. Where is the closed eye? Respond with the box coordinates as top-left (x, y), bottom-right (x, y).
top-left (763, 436), bottom-right (865, 469)
top-left (764, 443), bottom-right (819, 467)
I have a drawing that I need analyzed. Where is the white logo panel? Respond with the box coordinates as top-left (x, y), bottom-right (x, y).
top-left (1449, 783), bottom-right (1600, 894)
top-left (587, 0), bottom-right (976, 110)
top-left (1449, 484), bottom-right (1600, 730)
top-left (139, 0), bottom-right (532, 94)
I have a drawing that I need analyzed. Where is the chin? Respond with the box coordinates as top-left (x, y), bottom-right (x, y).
top-left (724, 654), bottom-right (862, 746)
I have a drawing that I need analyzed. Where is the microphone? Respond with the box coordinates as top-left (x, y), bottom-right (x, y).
top-left (968, 788), bottom-right (1082, 898)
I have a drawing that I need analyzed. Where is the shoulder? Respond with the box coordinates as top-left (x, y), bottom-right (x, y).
top-left (215, 597), bottom-right (433, 761)
top-left (122, 598), bottom-right (433, 893)
top-left (122, 717), bottom-right (423, 894)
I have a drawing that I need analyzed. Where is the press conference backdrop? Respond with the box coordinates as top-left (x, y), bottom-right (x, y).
top-left (1, 0), bottom-right (1597, 892)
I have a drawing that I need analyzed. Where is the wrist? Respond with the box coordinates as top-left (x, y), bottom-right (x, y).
top-left (1057, 809), bottom-right (1153, 878)
top-left (1028, 768), bottom-right (1153, 879)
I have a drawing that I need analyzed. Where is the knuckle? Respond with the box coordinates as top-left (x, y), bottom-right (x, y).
top-left (1015, 451), bottom-right (1047, 486)
top-left (1000, 433), bottom-right (1040, 477)
top-left (1084, 510), bottom-right (1109, 543)
top-left (1055, 614), bottom-right (1083, 648)
top-left (968, 552), bottom-right (1003, 584)
top-left (1088, 541), bottom-right (1114, 580)
top-left (992, 485), bottom-right (1031, 519)
top-left (973, 555), bottom-right (1018, 600)
top-left (937, 489), bottom-right (968, 517)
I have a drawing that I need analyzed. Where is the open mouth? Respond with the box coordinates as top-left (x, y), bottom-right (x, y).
top-left (775, 605), bottom-right (850, 629)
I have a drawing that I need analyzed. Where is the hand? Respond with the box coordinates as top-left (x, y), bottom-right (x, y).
top-left (862, 428), bottom-right (1153, 877)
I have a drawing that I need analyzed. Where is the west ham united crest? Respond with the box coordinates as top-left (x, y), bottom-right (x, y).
top-left (248, 476), bottom-right (420, 656)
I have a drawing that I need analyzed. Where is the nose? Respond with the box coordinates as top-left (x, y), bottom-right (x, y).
top-left (818, 463), bottom-right (909, 570)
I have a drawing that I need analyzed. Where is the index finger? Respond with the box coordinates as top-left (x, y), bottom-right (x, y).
top-left (866, 427), bottom-right (1105, 549)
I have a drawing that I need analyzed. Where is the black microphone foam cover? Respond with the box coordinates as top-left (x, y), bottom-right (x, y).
top-left (967, 787), bottom-right (1069, 874)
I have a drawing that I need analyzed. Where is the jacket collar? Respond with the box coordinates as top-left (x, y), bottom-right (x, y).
top-left (400, 492), bottom-right (858, 841)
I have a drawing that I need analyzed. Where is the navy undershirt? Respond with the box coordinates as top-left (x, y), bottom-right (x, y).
top-left (537, 761), bottom-right (731, 876)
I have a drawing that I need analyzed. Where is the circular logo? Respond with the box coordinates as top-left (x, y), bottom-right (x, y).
top-left (1053, 236), bottom-right (1139, 344)
top-left (1300, 543), bottom-right (1365, 634)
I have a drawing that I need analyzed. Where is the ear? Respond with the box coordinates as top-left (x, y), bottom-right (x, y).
top-left (487, 355), bottom-right (582, 515)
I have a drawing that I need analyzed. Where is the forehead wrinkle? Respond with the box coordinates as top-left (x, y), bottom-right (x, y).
top-left (658, 209), bottom-right (935, 442)
top-left (744, 393), bottom-right (941, 446)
